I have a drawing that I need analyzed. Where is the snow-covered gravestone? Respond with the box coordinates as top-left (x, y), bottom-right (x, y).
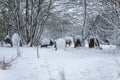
top-left (12, 33), bottom-right (21, 47)
top-left (55, 38), bottom-right (66, 50)
top-left (41, 38), bottom-right (50, 47)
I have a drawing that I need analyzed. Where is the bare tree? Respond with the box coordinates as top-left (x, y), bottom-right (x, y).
top-left (0, 0), bottom-right (53, 46)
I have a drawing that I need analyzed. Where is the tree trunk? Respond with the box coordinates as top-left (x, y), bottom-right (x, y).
top-left (26, 0), bottom-right (29, 44)
top-left (82, 0), bottom-right (87, 46)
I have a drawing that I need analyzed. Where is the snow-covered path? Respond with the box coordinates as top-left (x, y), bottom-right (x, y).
top-left (0, 46), bottom-right (120, 80)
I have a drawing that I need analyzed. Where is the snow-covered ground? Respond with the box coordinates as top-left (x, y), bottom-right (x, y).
top-left (0, 45), bottom-right (120, 80)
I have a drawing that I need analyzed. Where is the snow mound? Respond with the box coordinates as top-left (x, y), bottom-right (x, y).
top-left (12, 33), bottom-right (20, 46)
top-left (56, 38), bottom-right (65, 50)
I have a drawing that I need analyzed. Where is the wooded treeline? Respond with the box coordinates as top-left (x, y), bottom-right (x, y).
top-left (0, 0), bottom-right (120, 47)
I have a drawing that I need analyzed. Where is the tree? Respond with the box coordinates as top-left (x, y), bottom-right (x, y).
top-left (0, 0), bottom-right (53, 46)
top-left (100, 0), bottom-right (120, 46)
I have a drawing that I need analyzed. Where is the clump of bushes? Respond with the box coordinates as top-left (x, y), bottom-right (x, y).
top-left (0, 57), bottom-right (15, 70)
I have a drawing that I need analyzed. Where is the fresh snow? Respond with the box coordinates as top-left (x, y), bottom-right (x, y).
top-left (0, 45), bottom-right (120, 80)
top-left (4, 35), bottom-right (10, 39)
top-left (74, 35), bottom-right (82, 41)
top-left (65, 36), bottom-right (73, 41)
top-left (65, 36), bottom-right (73, 43)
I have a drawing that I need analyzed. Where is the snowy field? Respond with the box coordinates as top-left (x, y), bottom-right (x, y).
top-left (0, 45), bottom-right (120, 80)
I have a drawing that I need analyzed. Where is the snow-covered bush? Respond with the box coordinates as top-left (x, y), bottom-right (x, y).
top-left (89, 38), bottom-right (100, 48)
top-left (55, 38), bottom-right (66, 50)
top-left (41, 38), bottom-right (50, 47)
top-left (12, 33), bottom-right (21, 47)
top-left (88, 36), bottom-right (100, 48)
top-left (3, 35), bottom-right (13, 47)
top-left (74, 35), bottom-right (82, 48)
top-left (65, 36), bottom-right (73, 47)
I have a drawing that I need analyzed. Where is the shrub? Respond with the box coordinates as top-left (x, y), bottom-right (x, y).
top-left (0, 57), bottom-right (15, 70)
